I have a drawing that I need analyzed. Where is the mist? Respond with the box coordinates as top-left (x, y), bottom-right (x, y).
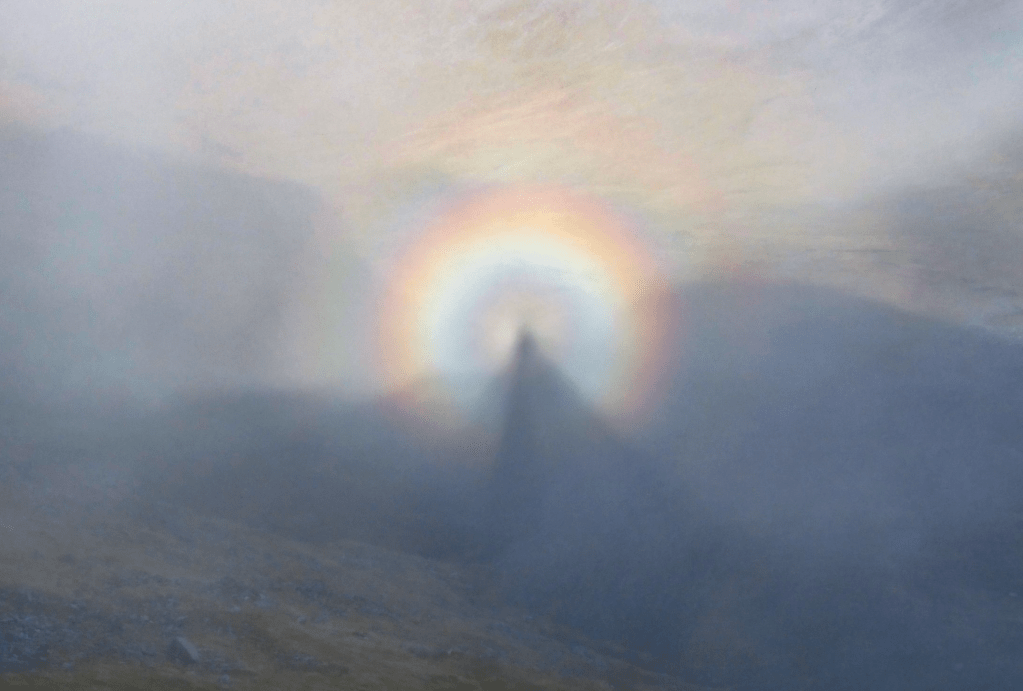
top-left (3, 2), bottom-right (1023, 690)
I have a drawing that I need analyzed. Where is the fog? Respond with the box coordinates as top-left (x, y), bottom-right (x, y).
top-left (2, 2), bottom-right (1023, 689)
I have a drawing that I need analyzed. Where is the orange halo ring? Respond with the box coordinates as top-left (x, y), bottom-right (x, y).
top-left (376, 185), bottom-right (675, 419)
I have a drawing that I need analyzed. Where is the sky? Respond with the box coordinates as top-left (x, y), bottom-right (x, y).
top-left (1, 0), bottom-right (1022, 405)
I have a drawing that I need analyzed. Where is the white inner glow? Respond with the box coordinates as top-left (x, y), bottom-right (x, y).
top-left (420, 232), bottom-right (627, 405)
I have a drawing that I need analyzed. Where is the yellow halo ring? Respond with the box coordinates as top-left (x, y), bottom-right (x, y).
top-left (377, 185), bottom-right (675, 418)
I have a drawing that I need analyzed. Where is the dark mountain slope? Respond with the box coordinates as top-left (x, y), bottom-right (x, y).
top-left (637, 279), bottom-right (1023, 552)
top-left (26, 278), bottom-right (1022, 691)
top-left (131, 388), bottom-right (492, 559)
top-left (616, 279), bottom-right (1023, 688)
top-left (475, 331), bottom-right (717, 665)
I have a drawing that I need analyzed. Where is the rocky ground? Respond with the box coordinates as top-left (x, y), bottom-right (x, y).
top-left (0, 466), bottom-right (707, 690)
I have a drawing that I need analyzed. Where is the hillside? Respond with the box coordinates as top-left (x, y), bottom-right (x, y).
top-left (4, 281), bottom-right (1023, 690)
top-left (0, 469), bottom-right (703, 690)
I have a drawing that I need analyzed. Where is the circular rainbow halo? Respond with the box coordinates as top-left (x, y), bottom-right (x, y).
top-left (377, 185), bottom-right (673, 421)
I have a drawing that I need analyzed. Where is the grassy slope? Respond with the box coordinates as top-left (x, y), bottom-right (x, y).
top-left (0, 473), bottom-right (706, 691)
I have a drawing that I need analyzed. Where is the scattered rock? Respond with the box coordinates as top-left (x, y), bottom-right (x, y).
top-left (0, 595), bottom-right (58, 674)
top-left (167, 636), bottom-right (200, 665)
